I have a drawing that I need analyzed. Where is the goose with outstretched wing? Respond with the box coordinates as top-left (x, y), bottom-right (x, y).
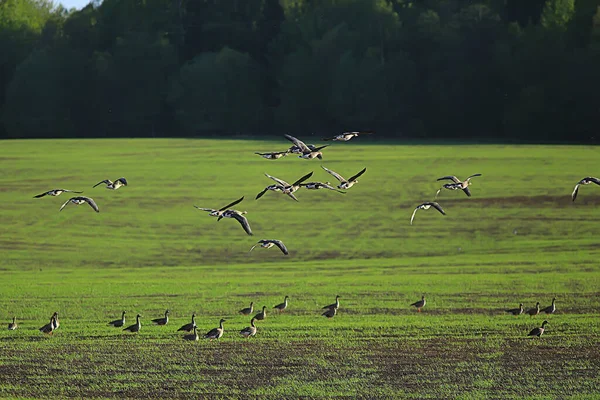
top-left (249, 239), bottom-right (289, 255)
top-left (194, 196), bottom-right (244, 217)
top-left (435, 174), bottom-right (481, 198)
top-left (59, 196), bottom-right (99, 213)
top-left (34, 189), bottom-right (83, 198)
top-left (410, 202), bottom-right (445, 225)
top-left (94, 177), bottom-right (128, 190)
top-left (572, 177), bottom-right (600, 201)
top-left (321, 166), bottom-right (366, 190)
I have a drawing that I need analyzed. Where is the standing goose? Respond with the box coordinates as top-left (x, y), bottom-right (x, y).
top-left (273, 296), bottom-right (289, 313)
top-left (255, 151), bottom-right (289, 160)
top-left (39, 315), bottom-right (57, 335)
top-left (300, 181), bottom-right (346, 194)
top-left (322, 131), bottom-right (372, 142)
top-left (8, 317), bottom-right (18, 330)
top-left (93, 177), bottom-right (128, 190)
top-left (435, 174), bottom-right (482, 198)
top-left (194, 196), bottom-right (244, 218)
top-left (321, 166), bottom-right (366, 190)
top-left (59, 196), bottom-right (99, 212)
top-left (152, 310), bottom-right (169, 326)
top-left (123, 314), bottom-right (142, 333)
top-left (239, 318), bottom-right (257, 338)
top-left (322, 307), bottom-right (337, 318)
top-left (526, 302), bottom-right (540, 318)
top-left (528, 320), bottom-right (549, 338)
top-left (51, 312), bottom-right (60, 331)
top-left (34, 189), bottom-right (83, 198)
top-left (322, 295), bottom-right (340, 311)
top-left (183, 326), bottom-right (199, 341)
top-left (108, 311), bottom-right (126, 328)
top-left (239, 302), bottom-right (254, 316)
top-left (204, 318), bottom-right (225, 340)
top-left (250, 239), bottom-right (289, 255)
top-left (284, 134), bottom-right (329, 159)
top-left (177, 313), bottom-right (197, 332)
top-left (218, 209), bottom-right (253, 236)
top-left (540, 297), bottom-right (556, 315)
top-left (410, 296), bottom-right (426, 312)
top-left (254, 306), bottom-right (267, 321)
top-left (572, 177), bottom-right (600, 201)
top-left (262, 172), bottom-right (314, 201)
top-left (410, 202), bottom-right (445, 225)
top-left (505, 303), bottom-right (524, 316)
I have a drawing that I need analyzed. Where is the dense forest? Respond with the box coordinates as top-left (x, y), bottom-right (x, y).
top-left (1, 0), bottom-right (599, 140)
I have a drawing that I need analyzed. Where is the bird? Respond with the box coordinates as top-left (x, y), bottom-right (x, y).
top-left (410, 296), bottom-right (426, 312)
top-left (151, 310), bottom-right (169, 325)
top-left (322, 131), bottom-right (372, 141)
top-left (108, 311), bottom-right (126, 328)
top-left (255, 184), bottom-right (285, 200)
top-left (239, 302), bottom-right (254, 316)
top-left (284, 134), bottom-right (329, 159)
top-left (123, 314), bottom-right (142, 333)
top-left (218, 209), bottom-right (253, 236)
top-left (194, 196), bottom-right (244, 218)
top-left (322, 295), bottom-right (340, 311)
top-left (204, 318), bottom-right (225, 340)
top-left (526, 302), bottom-right (540, 318)
top-left (177, 313), bottom-right (197, 332)
top-left (93, 177), bottom-right (128, 190)
top-left (410, 202), bottom-right (445, 225)
top-left (505, 303), bottom-right (524, 316)
top-left (435, 174), bottom-right (482, 198)
top-left (59, 196), bottom-right (99, 212)
top-left (572, 177), bottom-right (600, 201)
top-left (50, 312), bottom-right (60, 331)
top-left (540, 297), bottom-right (556, 314)
top-left (528, 320), bottom-right (549, 338)
top-left (8, 317), bottom-right (17, 330)
top-left (183, 326), bottom-right (199, 341)
top-left (39, 315), bottom-right (57, 335)
top-left (321, 166), bottom-right (366, 190)
top-left (260, 171), bottom-right (314, 201)
top-left (273, 296), bottom-right (289, 313)
top-left (322, 307), bottom-right (337, 318)
top-left (34, 189), bottom-right (83, 198)
top-left (239, 318), bottom-right (257, 338)
top-left (255, 151), bottom-right (289, 160)
top-left (250, 239), bottom-right (289, 255)
top-left (254, 306), bottom-right (267, 321)
top-left (299, 181), bottom-right (346, 193)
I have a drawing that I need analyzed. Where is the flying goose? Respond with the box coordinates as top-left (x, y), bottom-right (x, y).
top-left (410, 296), bottom-right (426, 312)
top-left (152, 309), bottom-right (169, 326)
top-left (435, 174), bottom-right (482, 198)
top-left (528, 320), bottom-right (548, 338)
top-left (59, 196), bottom-right (99, 212)
top-left (177, 313), bottom-right (197, 332)
top-left (218, 209), bottom-right (253, 236)
top-left (261, 171), bottom-right (314, 201)
top-left (204, 318), bottom-right (225, 340)
top-left (254, 306), bottom-right (267, 321)
top-left (322, 295), bottom-right (340, 311)
top-left (194, 196), bottom-right (244, 218)
top-left (572, 177), bottom-right (600, 201)
top-left (239, 318), bottom-right (257, 338)
top-left (255, 151), bottom-right (289, 160)
top-left (322, 307), bottom-right (337, 318)
top-left (526, 302), bottom-right (540, 318)
top-left (34, 189), bottom-right (83, 198)
top-left (321, 166), bottom-right (366, 190)
top-left (8, 317), bottom-right (17, 330)
top-left (183, 326), bottom-right (199, 341)
top-left (273, 296), bottom-right (289, 313)
top-left (108, 311), bottom-right (126, 328)
top-left (300, 181), bottom-right (346, 193)
top-left (322, 131), bottom-right (372, 141)
top-left (123, 314), bottom-right (142, 333)
top-left (540, 298), bottom-right (556, 314)
top-left (250, 239), bottom-right (289, 255)
top-left (410, 202), bottom-right (445, 225)
top-left (93, 177), bottom-right (128, 190)
top-left (505, 303), bottom-right (524, 316)
top-left (255, 184), bottom-right (286, 200)
top-left (284, 134), bottom-right (329, 159)
top-left (39, 315), bottom-right (57, 335)
top-left (239, 302), bottom-right (254, 316)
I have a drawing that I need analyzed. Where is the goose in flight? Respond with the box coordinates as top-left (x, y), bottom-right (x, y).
top-left (410, 202), bottom-right (445, 225)
top-left (322, 131), bottom-right (372, 141)
top-left (93, 177), bottom-right (128, 190)
top-left (435, 174), bottom-right (482, 198)
top-left (204, 318), bottom-right (225, 340)
top-left (255, 151), bottom-right (289, 160)
top-left (108, 311), bottom-right (126, 328)
top-left (300, 181), bottom-right (346, 193)
top-left (255, 184), bottom-right (285, 200)
top-left (194, 196), bottom-right (244, 218)
top-left (34, 189), bottom-right (83, 198)
top-left (572, 177), bottom-right (600, 201)
top-left (321, 166), bottom-right (366, 190)
top-left (59, 196), bottom-right (99, 212)
top-left (528, 320), bottom-right (548, 338)
top-left (259, 172), bottom-right (314, 201)
top-left (218, 209), bottom-right (253, 236)
top-left (284, 134), bottom-right (329, 159)
top-left (250, 239), bottom-right (289, 255)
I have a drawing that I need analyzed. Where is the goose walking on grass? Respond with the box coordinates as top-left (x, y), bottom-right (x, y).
top-left (239, 318), bottom-right (257, 338)
top-left (322, 131), bottom-right (372, 142)
top-left (260, 172), bottom-right (314, 201)
top-left (435, 174), bottom-right (482, 198)
top-left (93, 177), bottom-right (128, 190)
top-left (541, 298), bottom-right (556, 315)
top-left (526, 302), bottom-right (540, 318)
top-left (505, 303), bottom-right (524, 316)
top-left (284, 134), bottom-right (329, 159)
top-left (59, 196), bottom-right (99, 212)
top-left (410, 296), bottom-right (426, 312)
top-left (204, 318), bottom-right (225, 340)
top-left (528, 320), bottom-right (548, 338)
top-left (300, 181), bottom-right (346, 193)
top-left (273, 296), bottom-right (289, 313)
top-left (254, 306), bottom-right (267, 321)
top-left (250, 239), bottom-right (289, 255)
top-left (255, 151), bottom-right (289, 160)
top-left (322, 307), bottom-right (337, 318)
top-left (123, 314), bottom-right (142, 333)
top-left (183, 326), bottom-right (199, 341)
top-left (152, 310), bottom-right (169, 326)
top-left (321, 166), bottom-right (366, 190)
top-left (239, 302), bottom-right (254, 316)
top-left (194, 196), bottom-right (244, 218)
top-left (108, 311), bottom-right (126, 328)
top-left (8, 317), bottom-right (17, 330)
top-left (34, 189), bottom-right (83, 198)
top-left (322, 295), bottom-right (340, 311)
top-left (39, 315), bottom-right (57, 335)
top-left (218, 209), bottom-right (253, 236)
top-left (177, 313), bottom-right (197, 332)
top-left (572, 177), bottom-right (600, 201)
top-left (410, 202), bottom-right (445, 225)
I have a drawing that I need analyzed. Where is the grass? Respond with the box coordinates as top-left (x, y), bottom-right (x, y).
top-left (1, 138), bottom-right (599, 398)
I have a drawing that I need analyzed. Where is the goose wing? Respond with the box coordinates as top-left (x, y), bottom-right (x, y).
top-left (466, 173), bottom-right (482, 180)
top-left (219, 196), bottom-right (244, 211)
top-left (204, 327), bottom-right (219, 338)
top-left (93, 179), bottom-right (111, 188)
top-left (284, 134), bottom-right (311, 153)
top-left (429, 202), bottom-right (446, 215)
top-left (572, 184), bottom-right (580, 202)
top-left (82, 196), bottom-right (100, 212)
top-left (322, 136), bottom-right (336, 141)
top-left (321, 182), bottom-right (346, 193)
top-left (265, 173), bottom-right (289, 187)
top-left (272, 240), bottom-right (289, 255)
top-left (462, 187), bottom-right (472, 197)
top-left (59, 198), bottom-right (72, 212)
top-left (410, 207), bottom-right (420, 225)
top-left (312, 145), bottom-right (329, 152)
top-left (321, 166), bottom-right (346, 183)
top-left (437, 176), bottom-right (460, 183)
top-left (194, 206), bottom-right (217, 212)
top-left (348, 167), bottom-right (367, 182)
top-left (292, 171), bottom-right (314, 186)
top-left (249, 243), bottom-right (260, 252)
top-left (230, 212), bottom-right (253, 236)
top-left (286, 192), bottom-right (299, 201)
top-left (34, 191), bottom-right (49, 198)
top-left (589, 177), bottom-right (600, 185)
top-left (255, 187), bottom-right (269, 200)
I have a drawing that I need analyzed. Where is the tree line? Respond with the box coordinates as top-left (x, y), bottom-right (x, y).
top-left (1, 0), bottom-right (599, 141)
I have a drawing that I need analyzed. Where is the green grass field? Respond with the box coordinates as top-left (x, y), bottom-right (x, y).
top-left (1, 138), bottom-right (599, 398)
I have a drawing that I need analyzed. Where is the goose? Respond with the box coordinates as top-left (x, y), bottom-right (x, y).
top-left (152, 310), bottom-right (169, 326)
top-left (505, 303), bottom-right (524, 316)
top-left (528, 320), bottom-right (548, 338)
top-left (322, 131), bottom-right (372, 141)
top-left (321, 166), bottom-right (366, 190)
top-left (123, 314), bottom-right (142, 333)
top-left (108, 311), bottom-right (126, 328)
top-left (300, 181), bottom-right (346, 193)
top-left (273, 296), bottom-right (289, 313)
top-left (410, 296), bottom-right (426, 312)
top-left (322, 295), bottom-right (340, 311)
top-left (540, 297), bottom-right (556, 314)
top-left (254, 306), bottom-right (267, 321)
top-left (59, 196), bottom-right (99, 212)
top-left (204, 318), bottom-right (225, 340)
top-left (218, 209), bottom-right (253, 236)
top-left (261, 171), bottom-right (314, 201)
top-left (572, 177), bottom-right (600, 201)
top-left (177, 313), bottom-right (197, 332)
top-left (51, 312), bottom-right (60, 330)
top-left (183, 326), bottom-right (199, 341)
top-left (435, 174), bottom-right (482, 198)
top-left (93, 177), bottom-right (128, 190)
top-left (39, 315), bottom-right (57, 335)
top-left (410, 202), bottom-right (445, 225)
top-left (34, 189), bottom-right (83, 198)
top-left (8, 317), bottom-right (17, 330)
top-left (194, 196), bottom-right (244, 218)
top-left (239, 302), bottom-right (254, 316)
top-left (284, 134), bottom-right (328, 159)
top-left (239, 318), bottom-right (257, 338)
top-left (322, 307), bottom-right (337, 318)
top-left (255, 151), bottom-right (289, 160)
top-left (250, 239), bottom-right (289, 255)
top-left (526, 302), bottom-right (540, 318)
top-left (255, 184), bottom-right (286, 200)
